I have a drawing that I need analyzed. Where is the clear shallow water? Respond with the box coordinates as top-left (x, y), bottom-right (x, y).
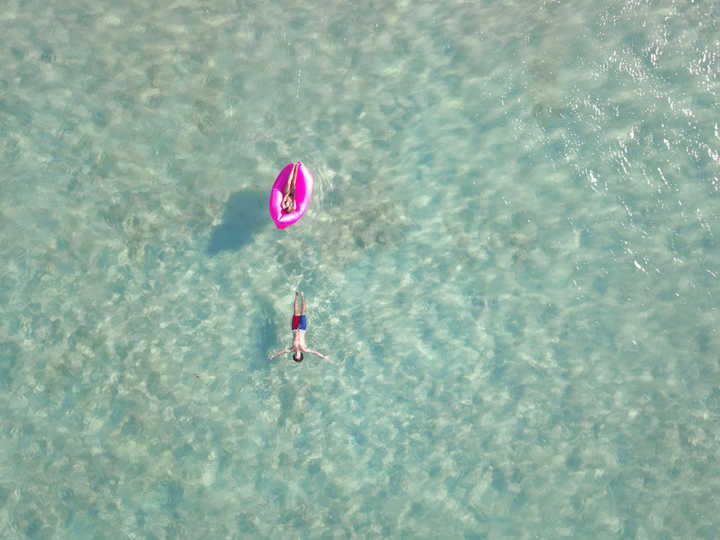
top-left (1, 0), bottom-right (719, 537)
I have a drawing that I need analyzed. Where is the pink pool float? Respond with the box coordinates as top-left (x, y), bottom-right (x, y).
top-left (269, 161), bottom-right (314, 229)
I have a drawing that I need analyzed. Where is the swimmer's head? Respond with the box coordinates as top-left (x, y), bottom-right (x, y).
top-left (293, 352), bottom-right (304, 363)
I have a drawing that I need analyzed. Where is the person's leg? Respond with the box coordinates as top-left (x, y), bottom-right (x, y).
top-left (287, 163), bottom-right (298, 210)
top-left (291, 292), bottom-right (300, 330)
top-left (281, 163), bottom-right (299, 209)
top-left (282, 163), bottom-right (297, 196)
top-left (298, 292), bottom-right (307, 330)
top-left (289, 163), bottom-right (298, 192)
top-left (294, 291), bottom-right (300, 316)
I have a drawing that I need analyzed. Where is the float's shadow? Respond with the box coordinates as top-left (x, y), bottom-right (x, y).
top-left (207, 190), bottom-right (268, 255)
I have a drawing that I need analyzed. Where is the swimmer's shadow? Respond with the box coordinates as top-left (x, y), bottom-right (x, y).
top-left (207, 190), bottom-right (268, 255)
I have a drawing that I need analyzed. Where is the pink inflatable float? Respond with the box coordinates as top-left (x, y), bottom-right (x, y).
top-left (269, 162), bottom-right (313, 229)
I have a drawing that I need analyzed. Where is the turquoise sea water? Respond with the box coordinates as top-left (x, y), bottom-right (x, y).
top-left (1, 0), bottom-right (719, 537)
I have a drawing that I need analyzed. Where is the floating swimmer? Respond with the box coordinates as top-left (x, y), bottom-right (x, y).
top-left (269, 162), bottom-right (314, 229)
top-left (268, 292), bottom-right (329, 362)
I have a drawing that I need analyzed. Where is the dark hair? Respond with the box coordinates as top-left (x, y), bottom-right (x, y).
top-left (293, 352), bottom-right (304, 362)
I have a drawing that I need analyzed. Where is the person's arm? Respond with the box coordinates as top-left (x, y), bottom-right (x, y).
top-left (268, 348), bottom-right (291, 360)
top-left (305, 348), bottom-right (329, 360)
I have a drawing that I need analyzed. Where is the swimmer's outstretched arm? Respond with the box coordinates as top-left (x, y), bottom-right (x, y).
top-left (304, 348), bottom-right (329, 360)
top-left (268, 348), bottom-right (291, 359)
